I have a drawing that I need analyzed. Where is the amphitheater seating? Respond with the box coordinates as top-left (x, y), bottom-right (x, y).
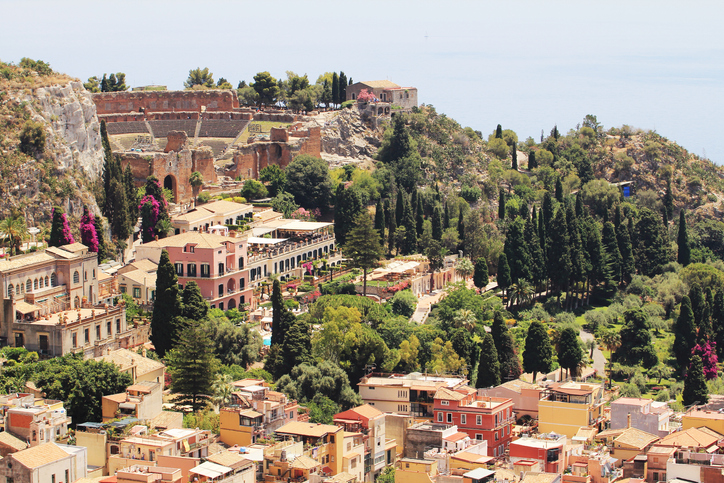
top-left (197, 119), bottom-right (250, 138)
top-left (148, 120), bottom-right (198, 138)
top-left (106, 121), bottom-right (150, 135)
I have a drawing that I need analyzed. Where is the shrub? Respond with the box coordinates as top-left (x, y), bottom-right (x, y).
top-left (19, 120), bottom-right (46, 155)
top-left (391, 290), bottom-right (418, 318)
top-left (341, 100), bottom-right (355, 109)
top-left (460, 184), bottom-right (482, 203)
top-left (197, 192), bottom-right (211, 204)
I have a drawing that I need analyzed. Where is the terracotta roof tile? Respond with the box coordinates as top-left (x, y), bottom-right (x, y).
top-left (11, 442), bottom-right (69, 468)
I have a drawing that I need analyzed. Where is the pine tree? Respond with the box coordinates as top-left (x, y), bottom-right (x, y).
top-left (511, 145), bottom-right (518, 170)
top-left (602, 222), bottom-right (622, 282)
top-left (558, 328), bottom-right (583, 378)
top-left (678, 209), bottom-right (691, 266)
top-left (523, 321), bottom-right (553, 382)
top-left (498, 188), bottom-right (506, 221)
top-left (473, 258), bottom-right (489, 289)
top-left (682, 354), bottom-right (709, 406)
top-left (615, 308), bottom-right (659, 369)
top-left (332, 72), bottom-right (339, 106)
top-left (180, 281), bottom-right (209, 321)
top-left (334, 183), bottom-right (364, 245)
top-left (346, 213), bottom-right (384, 296)
top-left (528, 151), bottom-right (537, 170)
top-left (635, 208), bottom-right (669, 276)
top-left (167, 320), bottom-right (220, 412)
top-left (476, 334), bottom-right (500, 388)
top-left (151, 250), bottom-right (182, 357)
top-left (492, 312), bottom-right (521, 381)
top-left (674, 296), bottom-right (697, 371)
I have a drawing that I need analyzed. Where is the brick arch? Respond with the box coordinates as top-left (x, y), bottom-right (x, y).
top-left (163, 174), bottom-right (178, 204)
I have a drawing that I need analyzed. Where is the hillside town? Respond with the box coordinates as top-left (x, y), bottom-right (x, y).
top-left (2, 56), bottom-right (724, 483)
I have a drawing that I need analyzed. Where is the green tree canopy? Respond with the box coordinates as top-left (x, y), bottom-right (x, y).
top-left (259, 165), bottom-right (286, 197)
top-left (285, 154), bottom-right (333, 209)
top-left (275, 361), bottom-right (362, 410)
top-left (523, 321), bottom-right (553, 381)
top-left (184, 67), bottom-right (215, 89)
top-left (151, 250), bottom-right (182, 357)
top-left (557, 327), bottom-right (583, 377)
top-left (344, 213), bottom-right (384, 296)
top-left (252, 71), bottom-right (279, 105)
top-left (477, 334), bottom-right (500, 388)
top-left (683, 354), bottom-right (709, 407)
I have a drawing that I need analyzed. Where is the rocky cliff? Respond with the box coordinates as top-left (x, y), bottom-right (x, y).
top-left (305, 107), bottom-right (383, 166)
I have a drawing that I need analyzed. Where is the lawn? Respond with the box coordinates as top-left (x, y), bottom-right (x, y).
top-left (236, 121), bottom-right (292, 145)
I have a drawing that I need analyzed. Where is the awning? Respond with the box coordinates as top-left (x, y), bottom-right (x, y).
top-left (15, 301), bottom-right (40, 314)
top-left (251, 227), bottom-right (275, 237)
top-left (248, 237), bottom-right (286, 245)
top-left (190, 462), bottom-right (233, 479)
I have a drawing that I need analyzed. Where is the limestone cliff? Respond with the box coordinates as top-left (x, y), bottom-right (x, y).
top-left (305, 108), bottom-right (383, 166)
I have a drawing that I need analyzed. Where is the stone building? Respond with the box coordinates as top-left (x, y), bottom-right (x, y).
top-left (0, 442), bottom-right (87, 483)
top-left (346, 80), bottom-right (418, 109)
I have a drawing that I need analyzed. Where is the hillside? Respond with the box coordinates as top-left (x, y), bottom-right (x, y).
top-left (0, 59), bottom-right (104, 227)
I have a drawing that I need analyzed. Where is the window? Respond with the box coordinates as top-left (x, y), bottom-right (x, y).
top-left (441, 400), bottom-right (449, 406)
top-left (238, 257), bottom-right (244, 269)
top-left (96, 325), bottom-right (101, 340)
top-left (65, 470), bottom-right (69, 483)
top-left (219, 284), bottom-right (224, 297)
top-left (7, 284), bottom-right (13, 297)
top-left (187, 264), bottom-right (197, 277)
top-left (495, 414), bottom-right (498, 425)
top-left (26, 279), bottom-right (32, 292)
top-left (476, 434), bottom-right (483, 440)
top-left (219, 302), bottom-right (224, 311)
top-left (493, 448), bottom-right (497, 457)
top-left (461, 414), bottom-right (467, 425)
top-left (72, 333), bottom-right (77, 348)
top-left (51, 273), bottom-right (57, 286)
top-left (34, 279), bottom-right (38, 290)
top-left (476, 415), bottom-right (482, 425)
top-left (201, 264), bottom-right (210, 278)
top-left (120, 285), bottom-right (127, 293)
top-left (92, 269), bottom-right (96, 279)
top-left (84, 271), bottom-right (87, 281)
top-left (218, 263), bottom-right (225, 275)
top-left (437, 412), bottom-right (443, 422)
top-left (133, 287), bottom-right (141, 298)
top-left (495, 432), bottom-right (499, 441)
top-left (84, 328), bottom-right (89, 344)
top-left (52, 475), bottom-right (56, 483)
top-left (175, 263), bottom-right (183, 276)
top-left (73, 271), bottom-right (80, 284)
top-left (116, 319), bottom-right (121, 333)
top-left (240, 278), bottom-right (245, 290)
top-left (107, 321), bottom-right (111, 336)
top-left (45, 276), bottom-right (49, 286)
top-left (447, 413), bottom-right (452, 423)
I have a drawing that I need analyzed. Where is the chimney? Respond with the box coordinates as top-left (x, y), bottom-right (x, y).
top-left (627, 413), bottom-right (631, 429)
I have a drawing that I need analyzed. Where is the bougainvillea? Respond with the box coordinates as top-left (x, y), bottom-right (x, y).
top-left (387, 280), bottom-right (411, 294)
top-left (49, 206), bottom-right (75, 247)
top-left (357, 88), bottom-right (375, 103)
top-left (692, 341), bottom-right (719, 380)
top-left (291, 207), bottom-right (321, 222)
top-left (139, 195), bottom-right (161, 243)
top-left (79, 207), bottom-right (99, 252)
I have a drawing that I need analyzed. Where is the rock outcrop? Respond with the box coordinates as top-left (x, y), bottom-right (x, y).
top-left (306, 108), bottom-right (383, 165)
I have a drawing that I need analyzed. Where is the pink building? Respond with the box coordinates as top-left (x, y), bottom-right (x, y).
top-left (136, 232), bottom-right (253, 311)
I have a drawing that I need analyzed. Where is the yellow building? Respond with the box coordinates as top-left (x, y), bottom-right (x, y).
top-left (681, 408), bottom-right (724, 434)
top-left (609, 427), bottom-right (659, 463)
top-left (396, 458), bottom-right (438, 483)
top-left (219, 407), bottom-right (263, 446)
top-left (275, 421), bottom-right (344, 476)
top-left (538, 382), bottom-right (605, 438)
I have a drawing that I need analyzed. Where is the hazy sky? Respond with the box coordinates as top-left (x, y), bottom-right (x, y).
top-left (3, 0), bottom-right (723, 162)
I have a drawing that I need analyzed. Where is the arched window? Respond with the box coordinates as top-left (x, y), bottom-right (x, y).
top-left (26, 280), bottom-right (32, 293)
top-left (34, 279), bottom-right (38, 290)
top-left (7, 284), bottom-right (14, 297)
top-left (45, 276), bottom-right (48, 287)
top-left (50, 273), bottom-right (57, 287)
top-left (73, 271), bottom-right (80, 284)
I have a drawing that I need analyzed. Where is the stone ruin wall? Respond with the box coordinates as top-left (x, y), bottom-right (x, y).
top-left (93, 90), bottom-right (240, 115)
top-left (117, 132), bottom-right (216, 204)
top-left (225, 127), bottom-right (321, 180)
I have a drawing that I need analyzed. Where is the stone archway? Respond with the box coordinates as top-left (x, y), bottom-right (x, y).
top-left (163, 175), bottom-right (177, 203)
top-left (228, 298), bottom-right (237, 310)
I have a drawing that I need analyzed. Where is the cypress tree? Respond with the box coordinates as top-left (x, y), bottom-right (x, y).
top-left (537, 207), bottom-right (547, 278)
top-left (523, 321), bottom-right (553, 382)
top-left (497, 253), bottom-right (512, 302)
top-left (339, 72), bottom-right (347, 102)
top-left (542, 191), bottom-right (555, 225)
top-left (689, 284), bottom-right (705, 330)
top-left (151, 250), bottom-right (182, 357)
top-left (432, 203), bottom-right (444, 241)
top-left (558, 328), bottom-right (583, 378)
top-left (614, 205), bottom-right (622, 229)
top-left (401, 196), bottom-right (417, 255)
top-left (663, 178), bottom-right (674, 221)
top-left (457, 207), bottom-right (465, 252)
top-left (713, 289), bottom-right (724, 358)
top-left (674, 296), bottom-right (697, 371)
top-left (111, 179), bottom-right (131, 241)
top-left (271, 279), bottom-right (286, 346)
top-left (503, 217), bottom-right (531, 284)
top-left (473, 258), bottom-right (489, 290)
top-left (374, 199), bottom-right (385, 241)
top-left (416, 196), bottom-right (424, 237)
top-left (49, 207), bottom-right (74, 247)
top-left (492, 312), bottom-right (521, 381)
top-left (547, 208), bottom-right (571, 299)
top-left (525, 217), bottom-right (545, 289)
top-left (282, 316), bottom-right (311, 375)
top-left (443, 202), bottom-right (450, 230)
top-left (511, 145), bottom-right (518, 170)
top-left (93, 216), bottom-right (108, 263)
top-left (634, 208), bottom-right (669, 276)
top-left (498, 188), bottom-right (506, 221)
top-left (180, 281), bottom-right (209, 321)
top-left (476, 334), bottom-right (500, 388)
top-left (678, 209), bottom-right (691, 266)
top-left (332, 72), bottom-right (339, 106)
top-left (396, 189), bottom-right (405, 227)
top-left (602, 222), bottom-right (622, 282)
top-left (555, 178), bottom-right (564, 203)
top-left (388, 206), bottom-right (397, 255)
top-left (528, 150), bottom-right (537, 170)
top-left (124, 164), bottom-right (138, 222)
top-left (617, 218), bottom-right (635, 283)
top-left (615, 308), bottom-right (659, 369)
top-left (495, 124), bottom-right (503, 139)
top-left (566, 201), bottom-right (586, 309)
top-left (100, 74), bottom-right (109, 92)
top-left (683, 355), bottom-right (709, 406)
top-left (519, 200), bottom-right (529, 220)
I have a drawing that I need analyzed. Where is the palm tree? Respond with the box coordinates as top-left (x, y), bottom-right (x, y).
top-left (600, 329), bottom-right (621, 388)
top-left (189, 171), bottom-right (204, 207)
top-left (155, 218), bottom-right (174, 239)
top-left (453, 309), bottom-right (477, 332)
top-left (211, 374), bottom-right (233, 410)
top-left (0, 214), bottom-right (28, 256)
top-left (455, 258), bottom-right (474, 280)
top-left (509, 279), bottom-right (534, 308)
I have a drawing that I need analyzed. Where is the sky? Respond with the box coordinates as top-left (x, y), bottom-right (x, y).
top-left (2, 0), bottom-right (723, 162)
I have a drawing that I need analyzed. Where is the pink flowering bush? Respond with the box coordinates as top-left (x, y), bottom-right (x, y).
top-left (79, 207), bottom-right (99, 252)
top-left (139, 195), bottom-right (161, 243)
top-left (387, 280), bottom-right (411, 294)
top-left (291, 207), bottom-right (321, 222)
top-left (692, 341), bottom-right (718, 380)
top-left (357, 89), bottom-right (375, 103)
top-left (49, 207), bottom-right (75, 247)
